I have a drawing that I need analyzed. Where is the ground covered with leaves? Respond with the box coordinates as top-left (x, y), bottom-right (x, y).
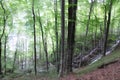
top-left (61, 59), bottom-right (120, 80)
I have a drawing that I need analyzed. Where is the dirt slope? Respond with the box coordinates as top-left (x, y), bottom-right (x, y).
top-left (61, 59), bottom-right (120, 80)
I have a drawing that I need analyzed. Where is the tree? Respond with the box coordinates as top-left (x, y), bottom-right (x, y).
top-left (103, 0), bottom-right (113, 56)
top-left (38, 10), bottom-right (49, 71)
top-left (32, 0), bottom-right (37, 75)
top-left (54, 0), bottom-right (59, 73)
top-left (67, 0), bottom-right (78, 73)
top-left (4, 36), bottom-right (7, 74)
top-left (0, 0), bottom-right (7, 74)
top-left (85, 0), bottom-right (95, 39)
top-left (59, 0), bottom-right (65, 77)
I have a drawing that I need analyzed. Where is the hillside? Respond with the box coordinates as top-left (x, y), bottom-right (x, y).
top-left (61, 45), bottom-right (120, 80)
top-left (79, 59), bottom-right (120, 80)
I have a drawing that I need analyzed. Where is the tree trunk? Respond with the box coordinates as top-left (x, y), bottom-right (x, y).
top-left (44, 36), bottom-right (49, 71)
top-left (38, 10), bottom-right (49, 71)
top-left (85, 0), bottom-right (94, 42)
top-left (103, 0), bottom-right (113, 56)
top-left (39, 32), bottom-right (42, 60)
top-left (59, 0), bottom-right (65, 77)
top-left (4, 36), bottom-right (7, 74)
top-left (67, 0), bottom-right (78, 73)
top-left (54, 0), bottom-right (59, 73)
top-left (12, 50), bottom-right (17, 73)
top-left (32, 0), bottom-right (37, 75)
top-left (0, 1), bottom-right (6, 75)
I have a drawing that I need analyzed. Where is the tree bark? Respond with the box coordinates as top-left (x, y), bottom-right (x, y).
top-left (59, 0), bottom-right (65, 77)
top-left (0, 0), bottom-right (6, 74)
top-left (54, 0), bottom-right (59, 73)
top-left (67, 0), bottom-right (78, 73)
top-left (32, 0), bottom-right (37, 75)
top-left (85, 0), bottom-right (94, 40)
top-left (4, 36), bottom-right (7, 74)
top-left (103, 0), bottom-right (113, 56)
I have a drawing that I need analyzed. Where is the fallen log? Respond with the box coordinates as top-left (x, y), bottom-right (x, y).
top-left (73, 47), bottom-right (101, 67)
top-left (73, 39), bottom-right (120, 68)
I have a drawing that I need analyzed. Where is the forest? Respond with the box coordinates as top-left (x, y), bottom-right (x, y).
top-left (0, 0), bottom-right (120, 80)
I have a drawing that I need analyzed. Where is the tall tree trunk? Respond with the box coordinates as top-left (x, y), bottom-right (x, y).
top-left (103, 0), bottom-right (113, 56)
top-left (54, 0), bottom-right (59, 73)
top-left (32, 0), bottom-right (37, 75)
top-left (59, 0), bottom-right (65, 77)
top-left (67, 0), bottom-right (78, 73)
top-left (0, 1), bottom-right (6, 74)
top-left (85, 0), bottom-right (94, 42)
top-left (102, 2), bottom-right (107, 53)
top-left (38, 10), bottom-right (49, 71)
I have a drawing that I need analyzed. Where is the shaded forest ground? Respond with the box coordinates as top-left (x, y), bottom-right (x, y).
top-left (1, 45), bottom-right (120, 80)
top-left (61, 59), bottom-right (120, 80)
top-left (61, 45), bottom-right (120, 80)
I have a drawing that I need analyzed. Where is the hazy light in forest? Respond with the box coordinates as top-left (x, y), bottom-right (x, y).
top-left (8, 34), bottom-right (18, 51)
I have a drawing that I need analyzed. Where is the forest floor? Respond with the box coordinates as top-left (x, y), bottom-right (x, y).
top-left (3, 58), bottom-right (120, 80)
top-left (60, 59), bottom-right (120, 80)
top-left (1, 45), bottom-right (120, 80)
top-left (60, 45), bottom-right (120, 80)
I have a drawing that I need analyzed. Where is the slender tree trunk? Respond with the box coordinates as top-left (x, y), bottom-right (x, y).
top-left (67, 0), bottom-right (78, 73)
top-left (4, 36), bottom-right (7, 74)
top-left (103, 0), bottom-right (113, 56)
top-left (50, 35), bottom-right (56, 61)
top-left (94, 15), bottom-right (98, 48)
top-left (39, 32), bottom-right (42, 60)
top-left (59, 0), bottom-right (65, 77)
top-left (38, 10), bottom-right (49, 71)
top-left (12, 50), bottom-right (17, 73)
top-left (102, 3), bottom-right (107, 52)
top-left (0, 1), bottom-right (6, 74)
top-left (44, 36), bottom-right (49, 71)
top-left (54, 0), bottom-right (59, 73)
top-left (32, 0), bottom-right (37, 75)
top-left (85, 0), bottom-right (94, 41)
